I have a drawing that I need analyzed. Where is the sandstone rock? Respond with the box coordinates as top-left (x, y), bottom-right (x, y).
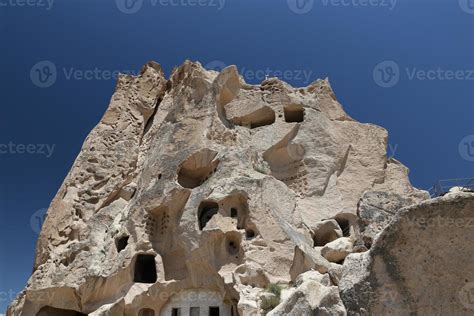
top-left (340, 192), bottom-right (474, 315)
top-left (320, 237), bottom-right (354, 263)
top-left (268, 271), bottom-right (346, 316)
top-left (8, 60), bottom-right (432, 316)
top-left (357, 189), bottom-right (426, 250)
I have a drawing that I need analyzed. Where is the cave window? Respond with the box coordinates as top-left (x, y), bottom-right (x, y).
top-left (116, 235), bottom-right (129, 253)
top-left (177, 149), bottom-right (219, 189)
top-left (139, 308), bottom-right (155, 316)
top-left (209, 307), bottom-right (220, 316)
top-left (189, 307), bottom-right (200, 316)
top-left (245, 229), bottom-right (256, 239)
top-left (134, 255), bottom-right (157, 283)
top-left (198, 201), bottom-right (219, 230)
top-left (313, 230), bottom-right (340, 247)
top-left (335, 217), bottom-right (351, 237)
top-left (230, 208), bottom-right (238, 218)
top-left (36, 307), bottom-right (87, 316)
top-left (171, 308), bottom-right (181, 316)
top-left (284, 105), bottom-right (305, 123)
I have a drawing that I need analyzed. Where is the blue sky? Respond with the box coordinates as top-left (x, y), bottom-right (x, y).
top-left (0, 0), bottom-right (473, 312)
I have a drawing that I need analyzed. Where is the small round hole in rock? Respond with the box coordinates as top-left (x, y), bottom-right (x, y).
top-left (245, 229), bottom-right (256, 239)
top-left (227, 239), bottom-right (240, 255)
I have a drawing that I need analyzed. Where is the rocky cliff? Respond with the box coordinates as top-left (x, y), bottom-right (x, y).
top-left (8, 61), bottom-right (473, 316)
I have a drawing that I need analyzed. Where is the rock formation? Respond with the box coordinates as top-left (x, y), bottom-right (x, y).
top-left (7, 60), bottom-right (474, 316)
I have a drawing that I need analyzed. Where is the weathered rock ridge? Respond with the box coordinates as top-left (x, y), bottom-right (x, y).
top-left (7, 60), bottom-right (473, 316)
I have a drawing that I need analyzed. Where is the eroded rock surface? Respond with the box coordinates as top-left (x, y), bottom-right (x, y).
top-left (9, 60), bottom-right (455, 316)
top-left (340, 193), bottom-right (474, 315)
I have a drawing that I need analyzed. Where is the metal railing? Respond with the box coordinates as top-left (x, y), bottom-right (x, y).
top-left (428, 177), bottom-right (474, 197)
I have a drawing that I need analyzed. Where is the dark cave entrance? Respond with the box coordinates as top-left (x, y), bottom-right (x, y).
top-left (134, 254), bottom-right (157, 283)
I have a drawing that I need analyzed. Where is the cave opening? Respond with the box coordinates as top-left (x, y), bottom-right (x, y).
top-left (138, 308), bottom-right (155, 316)
top-left (335, 217), bottom-right (351, 237)
top-left (116, 235), bottom-right (129, 253)
top-left (209, 306), bottom-right (220, 316)
top-left (284, 105), bottom-right (305, 123)
top-left (198, 201), bottom-right (219, 230)
top-left (177, 149), bottom-right (219, 189)
top-left (134, 254), bottom-right (157, 283)
top-left (36, 307), bottom-right (87, 316)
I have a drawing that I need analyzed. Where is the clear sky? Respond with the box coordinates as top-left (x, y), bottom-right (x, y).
top-left (0, 0), bottom-right (473, 312)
